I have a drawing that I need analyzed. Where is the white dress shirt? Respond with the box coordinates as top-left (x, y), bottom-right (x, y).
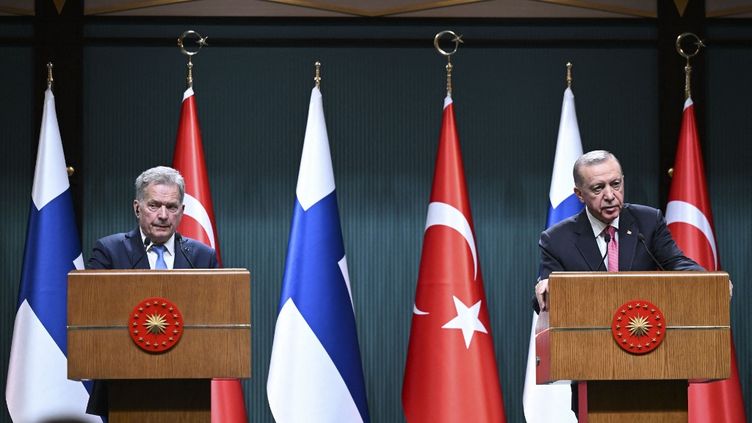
top-left (139, 229), bottom-right (177, 270)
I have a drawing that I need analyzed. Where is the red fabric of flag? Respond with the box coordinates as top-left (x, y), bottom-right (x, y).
top-left (173, 88), bottom-right (247, 423)
top-left (667, 98), bottom-right (747, 423)
top-left (402, 97), bottom-right (506, 423)
top-left (173, 89), bottom-right (222, 264)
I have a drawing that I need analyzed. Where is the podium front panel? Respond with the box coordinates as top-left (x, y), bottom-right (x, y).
top-left (536, 271), bottom-right (730, 383)
top-left (68, 269), bottom-right (251, 380)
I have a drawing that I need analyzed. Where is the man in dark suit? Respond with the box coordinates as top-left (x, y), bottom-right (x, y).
top-left (532, 150), bottom-right (703, 419)
top-left (534, 150), bottom-right (702, 313)
top-left (86, 166), bottom-right (217, 416)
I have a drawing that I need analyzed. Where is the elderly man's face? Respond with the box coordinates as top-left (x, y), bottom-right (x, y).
top-left (574, 157), bottom-right (624, 224)
top-left (133, 183), bottom-right (184, 244)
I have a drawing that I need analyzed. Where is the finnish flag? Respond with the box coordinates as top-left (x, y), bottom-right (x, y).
top-left (522, 86), bottom-right (583, 423)
top-left (5, 88), bottom-right (100, 422)
top-left (267, 86), bottom-right (370, 423)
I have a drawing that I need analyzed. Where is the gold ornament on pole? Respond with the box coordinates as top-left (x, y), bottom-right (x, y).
top-left (669, 33), bottom-right (705, 179)
top-left (314, 61), bottom-right (322, 89)
top-left (675, 32), bottom-right (705, 100)
top-left (177, 30), bottom-right (208, 88)
top-left (46, 62), bottom-right (54, 89)
top-left (566, 62), bottom-right (573, 89)
top-left (433, 30), bottom-right (463, 96)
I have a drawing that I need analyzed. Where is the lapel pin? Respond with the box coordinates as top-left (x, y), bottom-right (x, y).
top-left (627, 230), bottom-right (632, 235)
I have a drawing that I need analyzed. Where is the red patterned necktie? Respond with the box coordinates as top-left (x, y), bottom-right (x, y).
top-left (606, 225), bottom-right (618, 272)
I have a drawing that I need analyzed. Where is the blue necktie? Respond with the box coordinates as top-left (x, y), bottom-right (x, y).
top-left (152, 244), bottom-right (168, 269)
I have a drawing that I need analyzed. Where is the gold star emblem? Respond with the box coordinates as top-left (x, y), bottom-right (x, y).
top-left (627, 314), bottom-right (652, 337)
top-left (143, 313), bottom-right (169, 335)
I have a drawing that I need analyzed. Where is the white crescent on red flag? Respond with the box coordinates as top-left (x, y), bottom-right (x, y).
top-left (402, 97), bottom-right (506, 423)
top-left (666, 98), bottom-right (747, 423)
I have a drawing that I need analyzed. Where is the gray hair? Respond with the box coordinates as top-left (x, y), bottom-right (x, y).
top-left (573, 150), bottom-right (622, 187)
top-left (134, 166), bottom-right (185, 203)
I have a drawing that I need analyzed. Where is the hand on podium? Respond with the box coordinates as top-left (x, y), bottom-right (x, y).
top-left (535, 278), bottom-right (549, 312)
top-left (729, 279), bottom-right (733, 299)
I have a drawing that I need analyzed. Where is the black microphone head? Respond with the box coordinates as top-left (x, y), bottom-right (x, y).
top-left (603, 233), bottom-right (611, 243)
top-left (143, 237), bottom-right (151, 247)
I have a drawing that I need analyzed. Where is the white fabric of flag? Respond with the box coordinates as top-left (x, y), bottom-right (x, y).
top-left (522, 86), bottom-right (581, 423)
top-left (5, 88), bottom-right (100, 422)
top-left (267, 86), bottom-right (370, 423)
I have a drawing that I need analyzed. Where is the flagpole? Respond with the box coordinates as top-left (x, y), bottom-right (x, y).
top-left (669, 32), bottom-right (747, 423)
top-left (174, 29), bottom-right (247, 423)
top-left (403, 30), bottom-right (507, 423)
top-left (6, 61), bottom-right (98, 423)
top-left (46, 62), bottom-right (75, 178)
top-left (268, 59), bottom-right (371, 423)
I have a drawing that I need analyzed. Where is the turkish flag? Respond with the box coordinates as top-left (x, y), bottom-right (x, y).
top-left (173, 87), bottom-right (222, 264)
top-left (173, 87), bottom-right (247, 423)
top-left (666, 98), bottom-right (747, 423)
top-left (402, 97), bottom-right (506, 423)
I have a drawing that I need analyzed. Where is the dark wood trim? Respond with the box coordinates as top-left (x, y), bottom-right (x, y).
top-left (657, 0), bottom-right (706, 209)
top-left (34, 0), bottom-right (84, 230)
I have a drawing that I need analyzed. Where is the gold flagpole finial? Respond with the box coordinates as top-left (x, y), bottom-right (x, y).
top-left (675, 32), bottom-right (705, 100)
top-left (314, 61), bottom-right (321, 88)
top-left (46, 62), bottom-right (54, 89)
top-left (566, 62), bottom-right (573, 89)
top-left (177, 30), bottom-right (208, 89)
top-left (446, 60), bottom-right (453, 96)
top-left (434, 30), bottom-right (463, 97)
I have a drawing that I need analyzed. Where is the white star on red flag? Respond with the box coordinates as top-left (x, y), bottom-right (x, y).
top-left (442, 296), bottom-right (487, 349)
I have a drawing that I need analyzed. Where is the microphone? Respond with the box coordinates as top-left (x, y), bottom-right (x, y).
top-left (595, 232), bottom-right (611, 271)
top-left (638, 233), bottom-right (665, 271)
top-left (176, 234), bottom-right (196, 268)
top-left (131, 237), bottom-right (152, 269)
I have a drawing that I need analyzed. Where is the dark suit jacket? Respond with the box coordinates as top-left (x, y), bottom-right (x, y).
top-left (535, 203), bottom-right (702, 313)
top-left (86, 228), bottom-right (218, 416)
top-left (535, 203), bottom-right (703, 413)
top-left (87, 228), bottom-right (218, 270)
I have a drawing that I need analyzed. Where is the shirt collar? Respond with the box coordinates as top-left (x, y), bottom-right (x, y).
top-left (585, 207), bottom-right (619, 238)
top-left (139, 229), bottom-right (176, 256)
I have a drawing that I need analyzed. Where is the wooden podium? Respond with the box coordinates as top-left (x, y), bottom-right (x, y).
top-left (536, 271), bottom-right (730, 422)
top-left (67, 269), bottom-right (251, 422)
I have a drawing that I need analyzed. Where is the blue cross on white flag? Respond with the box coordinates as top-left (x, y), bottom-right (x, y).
top-left (267, 86), bottom-right (370, 423)
top-left (5, 88), bottom-right (100, 422)
top-left (522, 86), bottom-right (582, 423)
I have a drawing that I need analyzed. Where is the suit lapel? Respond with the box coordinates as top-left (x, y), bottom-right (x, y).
top-left (574, 210), bottom-right (603, 271)
top-left (618, 205), bottom-right (639, 271)
top-left (173, 234), bottom-right (192, 269)
top-left (125, 229), bottom-right (149, 269)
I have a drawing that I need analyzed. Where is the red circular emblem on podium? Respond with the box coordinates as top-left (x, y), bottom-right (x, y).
top-left (129, 297), bottom-right (183, 353)
top-left (611, 300), bottom-right (665, 355)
